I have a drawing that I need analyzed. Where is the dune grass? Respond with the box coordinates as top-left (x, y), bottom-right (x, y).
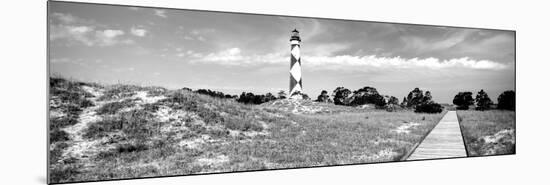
top-left (457, 110), bottom-right (515, 156)
top-left (49, 78), bottom-right (445, 183)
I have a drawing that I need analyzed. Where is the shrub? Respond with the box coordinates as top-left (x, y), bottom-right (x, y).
top-left (277, 90), bottom-right (287, 99)
top-left (97, 85), bottom-right (140, 101)
top-left (497, 90), bottom-right (515, 111)
top-left (453, 92), bottom-right (474, 110)
top-left (96, 99), bottom-right (135, 115)
top-left (195, 89), bottom-right (234, 99)
top-left (50, 116), bottom-right (79, 130)
top-left (84, 109), bottom-right (156, 139)
top-left (50, 77), bottom-right (95, 109)
top-left (332, 87), bottom-right (352, 105)
top-left (387, 96), bottom-right (399, 105)
top-left (50, 164), bottom-right (81, 183)
top-left (237, 92), bottom-right (276, 104)
top-left (50, 128), bottom-right (70, 143)
top-left (143, 103), bottom-right (161, 112)
top-left (316, 90), bottom-right (331, 103)
top-left (224, 117), bottom-right (264, 132)
top-left (350, 87), bottom-right (386, 107)
top-left (83, 118), bottom-right (123, 139)
top-left (415, 102), bottom-right (443, 113)
top-left (116, 143), bottom-right (149, 153)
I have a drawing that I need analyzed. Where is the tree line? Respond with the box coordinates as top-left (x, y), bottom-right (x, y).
top-left (453, 90), bottom-right (515, 111)
top-left (185, 86), bottom-right (515, 113)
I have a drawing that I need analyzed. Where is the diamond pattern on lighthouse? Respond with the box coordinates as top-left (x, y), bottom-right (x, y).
top-left (290, 61), bottom-right (301, 83)
top-left (291, 45), bottom-right (300, 60)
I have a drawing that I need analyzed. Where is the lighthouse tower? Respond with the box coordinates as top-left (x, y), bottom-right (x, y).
top-left (289, 29), bottom-right (302, 99)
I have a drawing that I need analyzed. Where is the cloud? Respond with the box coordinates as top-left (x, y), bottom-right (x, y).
top-left (304, 55), bottom-right (509, 71)
top-left (154, 10), bottom-right (167, 18)
top-left (95, 29), bottom-right (130, 46)
top-left (130, 27), bottom-right (147, 37)
top-left (193, 48), bottom-right (285, 65)
top-left (182, 28), bottom-right (215, 41)
top-left (51, 24), bottom-right (132, 46)
top-left (51, 12), bottom-right (78, 24)
top-left (50, 12), bottom-right (133, 46)
top-left (191, 48), bottom-right (508, 71)
top-left (50, 25), bottom-right (95, 46)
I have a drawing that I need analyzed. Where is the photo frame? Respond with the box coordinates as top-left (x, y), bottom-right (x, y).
top-left (48, 1), bottom-right (516, 184)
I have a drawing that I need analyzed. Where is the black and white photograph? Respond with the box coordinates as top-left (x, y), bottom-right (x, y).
top-left (48, 1), bottom-right (515, 184)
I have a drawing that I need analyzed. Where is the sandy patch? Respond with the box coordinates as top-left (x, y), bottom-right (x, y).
top-left (354, 148), bottom-right (397, 162)
top-left (155, 106), bottom-right (188, 123)
top-left (370, 137), bottom-right (399, 145)
top-left (81, 85), bottom-right (103, 98)
top-left (196, 155), bottom-right (229, 166)
top-left (61, 85), bottom-right (112, 162)
top-left (482, 129), bottom-right (515, 143)
top-left (479, 128), bottom-right (515, 155)
top-left (393, 122), bottom-right (421, 134)
top-left (134, 91), bottom-right (166, 104)
top-left (50, 109), bottom-right (66, 119)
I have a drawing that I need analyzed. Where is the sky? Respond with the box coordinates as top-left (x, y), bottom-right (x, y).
top-left (49, 2), bottom-right (515, 104)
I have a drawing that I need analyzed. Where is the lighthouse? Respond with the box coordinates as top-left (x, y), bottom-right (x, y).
top-left (289, 29), bottom-right (302, 99)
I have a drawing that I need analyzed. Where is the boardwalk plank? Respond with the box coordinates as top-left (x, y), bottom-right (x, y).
top-left (407, 111), bottom-right (466, 160)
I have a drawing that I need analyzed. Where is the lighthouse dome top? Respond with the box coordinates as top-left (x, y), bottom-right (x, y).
top-left (290, 29), bottom-right (301, 42)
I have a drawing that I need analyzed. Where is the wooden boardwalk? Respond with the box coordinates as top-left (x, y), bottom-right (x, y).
top-left (407, 111), bottom-right (467, 160)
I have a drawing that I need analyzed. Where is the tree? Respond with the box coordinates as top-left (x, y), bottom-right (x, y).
top-left (423, 91), bottom-right (433, 103)
top-left (401, 96), bottom-right (408, 107)
top-left (350, 86), bottom-right (382, 106)
top-left (475, 89), bottom-right (493, 111)
top-left (263, 92), bottom-right (277, 102)
top-left (371, 94), bottom-right (387, 107)
top-left (290, 90), bottom-right (303, 99)
top-left (497, 90), bottom-right (515, 111)
top-left (404, 88), bottom-right (425, 108)
top-left (387, 96), bottom-right (399, 105)
top-left (237, 92), bottom-right (273, 104)
top-left (332, 87), bottom-right (352, 105)
top-left (415, 102), bottom-right (443, 113)
top-left (453, 92), bottom-right (474, 110)
top-left (403, 88), bottom-right (433, 108)
top-left (316, 90), bottom-right (331, 103)
top-left (277, 90), bottom-right (287, 99)
top-left (301, 93), bottom-right (310, 100)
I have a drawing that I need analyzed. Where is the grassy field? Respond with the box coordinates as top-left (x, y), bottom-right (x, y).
top-left (457, 110), bottom-right (515, 157)
top-left (49, 77), bottom-right (445, 183)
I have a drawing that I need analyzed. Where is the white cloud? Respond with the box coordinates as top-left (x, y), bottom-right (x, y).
top-left (50, 12), bottom-right (133, 46)
top-left (95, 29), bottom-right (130, 46)
top-left (51, 13), bottom-right (77, 24)
top-left (50, 24), bottom-right (131, 46)
top-left (154, 10), bottom-right (167, 18)
top-left (100, 29), bottom-right (124, 38)
top-left (130, 27), bottom-right (147, 37)
top-left (193, 48), bottom-right (285, 65)
top-left (50, 25), bottom-right (95, 46)
top-left (304, 55), bottom-right (508, 70)
top-left (192, 48), bottom-right (509, 71)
